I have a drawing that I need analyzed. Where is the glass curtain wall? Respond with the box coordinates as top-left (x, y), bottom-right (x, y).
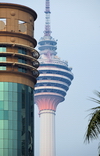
top-left (0, 82), bottom-right (34, 156)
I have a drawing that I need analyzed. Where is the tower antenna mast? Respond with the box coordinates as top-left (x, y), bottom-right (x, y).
top-left (44, 0), bottom-right (52, 36)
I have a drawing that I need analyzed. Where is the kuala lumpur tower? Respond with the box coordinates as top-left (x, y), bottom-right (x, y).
top-left (34, 0), bottom-right (74, 156)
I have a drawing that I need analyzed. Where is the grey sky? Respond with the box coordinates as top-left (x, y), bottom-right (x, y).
top-left (1, 0), bottom-right (100, 155)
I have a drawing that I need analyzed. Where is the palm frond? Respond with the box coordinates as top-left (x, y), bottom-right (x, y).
top-left (85, 109), bottom-right (100, 143)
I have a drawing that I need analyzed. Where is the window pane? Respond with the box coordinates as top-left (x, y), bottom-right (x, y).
top-left (0, 101), bottom-right (3, 110)
top-left (0, 66), bottom-right (6, 70)
top-left (3, 139), bottom-right (8, 148)
top-left (0, 130), bottom-right (3, 138)
top-left (8, 148), bottom-right (13, 156)
top-left (3, 149), bottom-right (8, 156)
top-left (18, 67), bottom-right (22, 72)
top-left (4, 82), bottom-right (8, 91)
top-left (8, 130), bottom-right (13, 139)
top-left (4, 101), bottom-right (8, 110)
top-left (4, 92), bottom-right (8, 101)
top-left (13, 130), bottom-right (17, 140)
top-left (0, 148), bottom-right (3, 155)
top-left (8, 82), bottom-right (12, 91)
top-left (0, 120), bottom-right (3, 129)
top-left (8, 111), bottom-right (12, 120)
top-left (8, 91), bottom-right (12, 101)
top-left (0, 57), bottom-right (6, 61)
top-left (8, 101), bottom-right (12, 111)
top-left (12, 120), bottom-right (17, 130)
top-left (0, 111), bottom-right (3, 119)
top-left (0, 82), bottom-right (3, 91)
top-left (18, 48), bottom-right (26, 54)
top-left (4, 110), bottom-right (8, 120)
top-left (12, 83), bottom-right (17, 92)
top-left (3, 130), bottom-right (8, 139)
top-left (18, 58), bottom-right (22, 63)
top-left (0, 47), bottom-right (6, 52)
top-left (4, 120), bottom-right (8, 129)
top-left (12, 111), bottom-right (17, 120)
top-left (8, 121), bottom-right (13, 130)
top-left (12, 102), bottom-right (17, 111)
top-left (18, 67), bottom-right (27, 73)
top-left (12, 92), bottom-right (17, 101)
top-left (0, 139), bottom-right (3, 148)
top-left (18, 48), bottom-right (22, 53)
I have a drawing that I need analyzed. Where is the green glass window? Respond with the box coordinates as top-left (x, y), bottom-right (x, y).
top-left (0, 101), bottom-right (3, 110)
top-left (0, 140), bottom-right (3, 148)
top-left (18, 58), bottom-right (27, 64)
top-left (0, 130), bottom-right (3, 138)
top-left (4, 120), bottom-right (8, 129)
top-left (0, 82), bottom-right (34, 155)
top-left (4, 101), bottom-right (8, 110)
top-left (18, 48), bottom-right (27, 54)
top-left (3, 149), bottom-right (8, 156)
top-left (3, 130), bottom-right (8, 139)
top-left (0, 57), bottom-right (6, 61)
top-left (0, 120), bottom-right (3, 129)
top-left (0, 47), bottom-right (6, 52)
top-left (0, 66), bottom-right (6, 70)
top-left (18, 67), bottom-right (27, 73)
top-left (0, 92), bottom-right (4, 100)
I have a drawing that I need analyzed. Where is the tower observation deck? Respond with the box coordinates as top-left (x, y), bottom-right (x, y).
top-left (34, 0), bottom-right (74, 156)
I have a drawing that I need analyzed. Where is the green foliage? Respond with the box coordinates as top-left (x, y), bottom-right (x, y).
top-left (85, 91), bottom-right (100, 143)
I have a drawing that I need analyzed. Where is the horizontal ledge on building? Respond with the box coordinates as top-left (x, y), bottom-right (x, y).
top-left (0, 62), bottom-right (39, 76)
top-left (0, 52), bottom-right (39, 64)
top-left (0, 31), bottom-right (37, 47)
top-left (0, 70), bottom-right (37, 86)
top-left (0, 42), bottom-right (40, 59)
top-left (0, 3), bottom-right (37, 21)
top-left (14, 62), bottom-right (37, 71)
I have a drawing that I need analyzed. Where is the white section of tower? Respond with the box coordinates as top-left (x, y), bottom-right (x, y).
top-left (39, 110), bottom-right (56, 156)
top-left (34, 1), bottom-right (74, 156)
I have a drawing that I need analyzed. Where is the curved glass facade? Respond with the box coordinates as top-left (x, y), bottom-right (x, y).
top-left (0, 82), bottom-right (34, 156)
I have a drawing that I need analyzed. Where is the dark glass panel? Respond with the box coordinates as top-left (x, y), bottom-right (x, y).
top-left (8, 130), bottom-right (13, 139)
top-left (8, 82), bottom-right (12, 92)
top-left (8, 121), bottom-right (13, 130)
top-left (4, 110), bottom-right (8, 120)
top-left (0, 111), bottom-right (3, 119)
top-left (8, 101), bottom-right (13, 111)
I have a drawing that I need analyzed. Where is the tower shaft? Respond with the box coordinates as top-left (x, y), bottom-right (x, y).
top-left (35, 0), bottom-right (74, 156)
top-left (40, 110), bottom-right (56, 156)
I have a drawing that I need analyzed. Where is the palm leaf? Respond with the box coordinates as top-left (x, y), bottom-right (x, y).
top-left (85, 109), bottom-right (100, 142)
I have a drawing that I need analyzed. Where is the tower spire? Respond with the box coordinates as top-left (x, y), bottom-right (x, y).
top-left (44, 0), bottom-right (52, 36)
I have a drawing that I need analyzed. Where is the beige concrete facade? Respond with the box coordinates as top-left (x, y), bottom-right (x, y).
top-left (0, 3), bottom-right (39, 88)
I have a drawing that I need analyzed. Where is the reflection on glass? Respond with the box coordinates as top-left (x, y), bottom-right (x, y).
top-left (0, 82), bottom-right (34, 155)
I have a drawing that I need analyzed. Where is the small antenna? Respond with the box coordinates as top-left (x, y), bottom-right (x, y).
top-left (44, 0), bottom-right (52, 36)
